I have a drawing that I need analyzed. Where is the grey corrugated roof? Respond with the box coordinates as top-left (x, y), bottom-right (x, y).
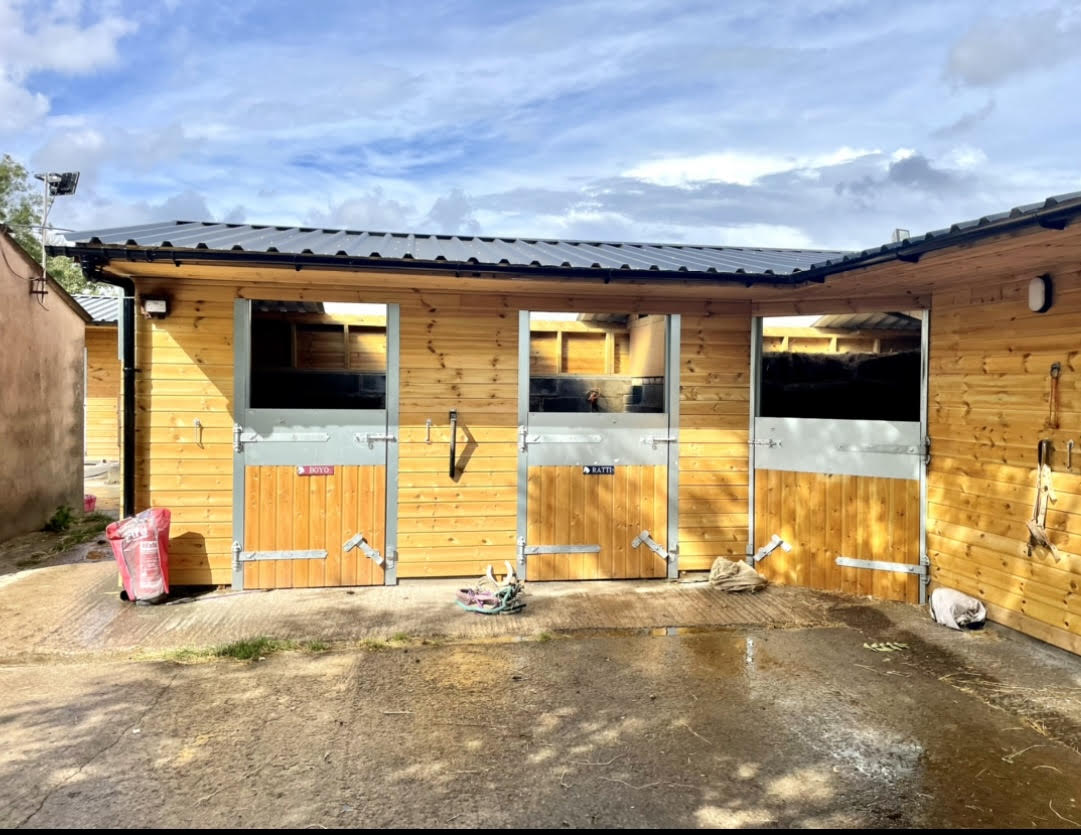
top-left (60, 221), bottom-right (848, 276)
top-left (253, 300), bottom-right (325, 314)
top-left (73, 293), bottom-right (120, 324)
top-left (813, 312), bottom-right (921, 331)
top-left (53, 190), bottom-right (1081, 283)
top-left (808, 191), bottom-right (1081, 272)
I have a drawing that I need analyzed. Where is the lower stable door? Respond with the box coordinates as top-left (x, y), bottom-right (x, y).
top-left (525, 460), bottom-right (669, 580)
top-left (242, 465), bottom-right (386, 589)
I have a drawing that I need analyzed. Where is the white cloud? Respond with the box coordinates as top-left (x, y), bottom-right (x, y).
top-left (0, 0), bottom-right (136, 134)
top-left (624, 147), bottom-right (880, 187)
top-left (943, 146), bottom-right (988, 170)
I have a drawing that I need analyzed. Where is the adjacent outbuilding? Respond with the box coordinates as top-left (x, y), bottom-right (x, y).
top-left (74, 293), bottom-right (122, 463)
top-left (0, 227), bottom-right (90, 541)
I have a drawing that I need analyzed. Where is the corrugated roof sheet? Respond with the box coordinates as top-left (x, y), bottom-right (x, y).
top-left (253, 300), bottom-right (325, 314)
top-left (808, 191), bottom-right (1081, 271)
top-left (813, 312), bottom-right (921, 331)
top-left (61, 221), bottom-right (849, 276)
top-left (55, 190), bottom-right (1081, 282)
top-left (73, 293), bottom-right (120, 324)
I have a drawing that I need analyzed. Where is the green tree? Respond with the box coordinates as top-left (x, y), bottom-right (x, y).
top-left (0, 153), bottom-right (91, 294)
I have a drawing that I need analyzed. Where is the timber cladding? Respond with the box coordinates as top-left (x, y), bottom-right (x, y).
top-left (678, 313), bottom-right (751, 570)
top-left (85, 325), bottom-right (121, 461)
top-left (134, 281), bottom-right (235, 585)
top-left (130, 276), bottom-right (752, 586)
top-left (928, 269), bottom-right (1081, 655)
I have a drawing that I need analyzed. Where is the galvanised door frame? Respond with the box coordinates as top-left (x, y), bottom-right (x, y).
top-left (515, 310), bottom-right (681, 580)
top-left (231, 299), bottom-right (400, 588)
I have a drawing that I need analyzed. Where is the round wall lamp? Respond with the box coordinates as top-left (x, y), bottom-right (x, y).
top-left (1028, 273), bottom-right (1053, 313)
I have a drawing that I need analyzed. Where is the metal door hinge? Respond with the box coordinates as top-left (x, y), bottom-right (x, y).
top-left (232, 540), bottom-right (241, 570)
top-left (233, 423), bottom-right (242, 453)
top-left (240, 549), bottom-right (328, 562)
top-left (631, 530), bottom-right (671, 562)
top-left (518, 425), bottom-right (527, 453)
top-left (354, 432), bottom-right (397, 448)
top-left (642, 435), bottom-right (678, 449)
top-left (835, 556), bottom-right (928, 576)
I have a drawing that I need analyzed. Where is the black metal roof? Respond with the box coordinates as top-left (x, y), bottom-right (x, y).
top-left (809, 191), bottom-right (1081, 274)
top-left (813, 312), bottom-right (921, 331)
top-left (73, 293), bottom-right (120, 324)
top-left (59, 221), bottom-right (847, 277)
top-left (51, 190), bottom-right (1081, 285)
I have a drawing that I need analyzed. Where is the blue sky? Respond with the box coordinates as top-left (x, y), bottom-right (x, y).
top-left (4, 0), bottom-right (1081, 250)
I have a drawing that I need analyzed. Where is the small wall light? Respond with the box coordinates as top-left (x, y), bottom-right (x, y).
top-left (1028, 274), bottom-right (1053, 313)
top-left (141, 297), bottom-right (170, 319)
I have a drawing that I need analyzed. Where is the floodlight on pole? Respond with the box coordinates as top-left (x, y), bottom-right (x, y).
top-left (32, 171), bottom-right (80, 291)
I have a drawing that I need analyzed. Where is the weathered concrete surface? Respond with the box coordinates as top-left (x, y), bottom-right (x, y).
top-left (0, 232), bottom-right (87, 542)
top-left (0, 562), bottom-right (831, 659)
top-left (2, 626), bottom-right (1081, 828)
top-left (2, 556), bottom-right (1081, 827)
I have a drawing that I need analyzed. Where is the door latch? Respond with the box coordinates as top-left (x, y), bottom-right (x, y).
top-left (631, 530), bottom-right (671, 562)
top-left (343, 533), bottom-right (385, 565)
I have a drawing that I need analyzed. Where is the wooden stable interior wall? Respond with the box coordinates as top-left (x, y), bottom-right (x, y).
top-left (927, 267), bottom-right (1081, 655)
top-left (85, 325), bottom-right (121, 461)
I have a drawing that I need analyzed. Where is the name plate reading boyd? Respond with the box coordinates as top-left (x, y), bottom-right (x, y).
top-left (297, 465), bottom-right (335, 476)
top-left (583, 465), bottom-right (615, 475)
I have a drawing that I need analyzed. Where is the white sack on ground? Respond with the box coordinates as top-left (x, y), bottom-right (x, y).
top-left (929, 587), bottom-right (986, 630)
top-left (709, 558), bottom-right (768, 592)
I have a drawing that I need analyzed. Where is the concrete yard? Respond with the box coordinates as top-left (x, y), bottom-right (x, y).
top-left (1, 559), bottom-right (1080, 828)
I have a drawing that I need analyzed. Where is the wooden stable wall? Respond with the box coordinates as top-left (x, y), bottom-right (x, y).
top-left (85, 325), bottom-right (121, 461)
top-left (133, 282), bottom-right (235, 586)
top-left (396, 299), bottom-right (518, 578)
top-left (754, 471), bottom-right (921, 602)
top-left (126, 272), bottom-right (754, 586)
top-left (928, 268), bottom-right (1081, 655)
top-left (678, 313), bottom-right (751, 569)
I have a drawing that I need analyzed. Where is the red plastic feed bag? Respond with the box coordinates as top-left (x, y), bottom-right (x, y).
top-left (106, 508), bottom-right (171, 602)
